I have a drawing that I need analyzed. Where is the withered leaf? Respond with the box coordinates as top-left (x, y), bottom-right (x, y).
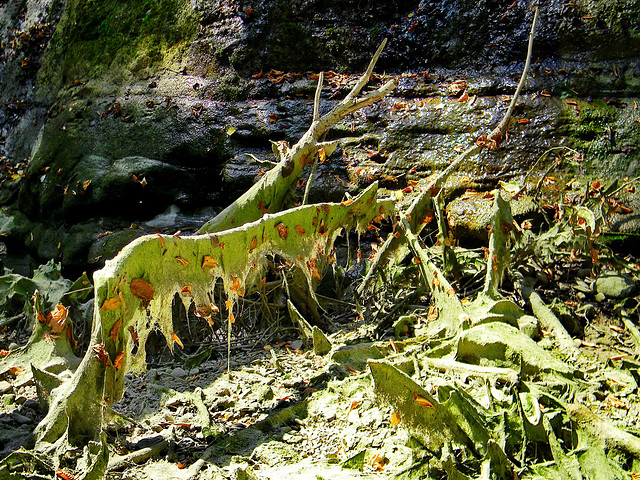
top-left (294, 225), bottom-right (305, 236)
top-left (130, 278), bottom-right (154, 306)
top-left (9, 366), bottom-right (26, 376)
top-left (47, 304), bottom-right (69, 334)
top-left (175, 256), bottom-right (189, 267)
top-left (202, 255), bottom-right (217, 269)
top-left (229, 276), bottom-right (241, 292)
top-left (371, 454), bottom-right (386, 472)
top-left (257, 201), bottom-right (269, 214)
top-left (101, 297), bottom-right (122, 311)
top-left (249, 236), bottom-right (258, 253)
top-left (181, 284), bottom-right (192, 295)
top-left (275, 222), bottom-right (289, 239)
top-left (110, 319), bottom-right (121, 343)
top-left (114, 351), bottom-right (125, 370)
top-left (127, 325), bottom-right (139, 344)
top-left (93, 343), bottom-right (110, 366)
top-left (172, 332), bottom-right (184, 349)
top-left (390, 411), bottom-right (402, 426)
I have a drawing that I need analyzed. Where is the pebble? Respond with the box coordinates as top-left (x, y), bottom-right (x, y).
top-left (170, 367), bottom-right (187, 378)
top-left (0, 381), bottom-right (12, 395)
top-left (11, 412), bottom-right (32, 424)
top-left (282, 433), bottom-right (303, 444)
top-left (595, 273), bottom-right (636, 299)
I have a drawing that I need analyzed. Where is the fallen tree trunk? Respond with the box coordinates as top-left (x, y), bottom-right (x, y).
top-left (31, 182), bottom-right (393, 477)
top-left (199, 39), bottom-right (397, 234)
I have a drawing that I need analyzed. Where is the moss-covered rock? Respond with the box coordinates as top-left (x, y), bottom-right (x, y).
top-left (36, 0), bottom-right (199, 97)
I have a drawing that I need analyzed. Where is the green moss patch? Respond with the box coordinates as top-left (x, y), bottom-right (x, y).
top-left (38, 0), bottom-right (198, 94)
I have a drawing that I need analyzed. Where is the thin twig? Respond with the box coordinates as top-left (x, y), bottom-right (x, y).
top-left (313, 71), bottom-right (324, 122)
top-left (359, 8), bottom-right (539, 294)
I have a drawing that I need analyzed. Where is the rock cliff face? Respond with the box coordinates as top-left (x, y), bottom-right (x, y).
top-left (1, 0), bottom-right (639, 272)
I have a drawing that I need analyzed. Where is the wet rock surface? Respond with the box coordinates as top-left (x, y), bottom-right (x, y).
top-left (0, 1), bottom-right (639, 269)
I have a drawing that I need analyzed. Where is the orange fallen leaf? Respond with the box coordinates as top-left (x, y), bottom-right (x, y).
top-left (390, 411), bottom-right (402, 426)
top-left (172, 332), bottom-right (184, 349)
top-left (318, 147), bottom-right (327, 164)
top-left (275, 222), bottom-right (289, 239)
top-left (9, 366), bottom-right (26, 376)
top-left (156, 233), bottom-right (165, 248)
top-left (175, 256), bottom-right (189, 267)
top-left (347, 400), bottom-right (359, 414)
top-left (100, 297), bottom-right (121, 311)
top-left (0, 349), bottom-right (10, 357)
top-left (113, 351), bottom-right (125, 370)
top-left (413, 392), bottom-right (435, 408)
top-left (371, 454), bottom-right (387, 471)
top-left (249, 236), bottom-right (258, 253)
top-left (257, 201), bottom-right (269, 213)
top-left (294, 225), bottom-right (305, 235)
top-left (47, 304), bottom-right (69, 334)
top-left (229, 311), bottom-right (236, 323)
top-left (229, 276), bottom-right (241, 292)
top-left (110, 319), bottom-right (121, 343)
top-left (202, 255), bottom-right (217, 269)
top-left (181, 284), bottom-right (192, 295)
top-left (56, 469), bottom-right (79, 480)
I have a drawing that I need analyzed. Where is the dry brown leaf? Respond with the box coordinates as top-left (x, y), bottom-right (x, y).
top-left (110, 319), bottom-right (121, 343)
top-left (371, 455), bottom-right (387, 472)
top-left (249, 236), bottom-right (258, 253)
top-left (175, 256), bottom-right (189, 267)
top-left (8, 366), bottom-right (26, 376)
top-left (127, 325), bottom-right (139, 344)
top-left (93, 343), bottom-right (110, 366)
top-left (202, 255), bottom-right (217, 269)
top-left (113, 351), bottom-right (125, 370)
top-left (47, 304), bottom-right (69, 334)
top-left (100, 297), bottom-right (122, 311)
top-left (130, 278), bottom-right (154, 307)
